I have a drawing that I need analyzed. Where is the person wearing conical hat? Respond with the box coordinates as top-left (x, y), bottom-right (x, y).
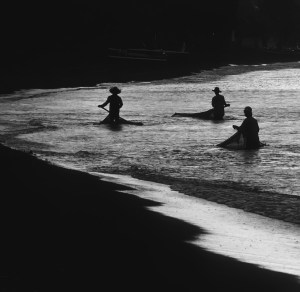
top-left (211, 87), bottom-right (230, 120)
top-left (233, 106), bottom-right (261, 149)
top-left (99, 86), bottom-right (123, 123)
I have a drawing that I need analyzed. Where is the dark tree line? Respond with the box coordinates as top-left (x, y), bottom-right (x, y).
top-left (1, 1), bottom-right (300, 62)
top-left (236, 0), bottom-right (300, 49)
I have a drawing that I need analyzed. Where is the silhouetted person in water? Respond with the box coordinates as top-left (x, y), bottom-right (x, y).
top-left (233, 106), bottom-right (261, 149)
top-left (99, 87), bottom-right (123, 123)
top-left (211, 87), bottom-right (230, 120)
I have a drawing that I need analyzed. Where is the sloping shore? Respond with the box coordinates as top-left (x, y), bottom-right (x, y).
top-left (1, 48), bottom-right (300, 93)
top-left (124, 173), bottom-right (300, 226)
top-left (1, 143), bottom-right (299, 291)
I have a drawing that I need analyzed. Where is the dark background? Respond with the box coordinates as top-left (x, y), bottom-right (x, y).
top-left (1, 0), bottom-right (300, 90)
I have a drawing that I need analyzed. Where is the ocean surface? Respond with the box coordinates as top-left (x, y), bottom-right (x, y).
top-left (1, 61), bottom-right (299, 219)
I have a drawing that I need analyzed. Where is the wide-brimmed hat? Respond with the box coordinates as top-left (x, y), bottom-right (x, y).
top-left (109, 86), bottom-right (121, 94)
top-left (212, 87), bottom-right (221, 93)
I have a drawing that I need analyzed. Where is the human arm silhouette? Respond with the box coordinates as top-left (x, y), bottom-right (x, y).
top-left (98, 97), bottom-right (110, 108)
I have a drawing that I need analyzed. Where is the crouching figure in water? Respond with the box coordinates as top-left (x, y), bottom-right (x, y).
top-left (233, 106), bottom-right (261, 149)
top-left (98, 87), bottom-right (123, 123)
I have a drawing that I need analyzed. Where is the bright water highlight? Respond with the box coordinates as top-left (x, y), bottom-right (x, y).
top-left (0, 62), bottom-right (299, 199)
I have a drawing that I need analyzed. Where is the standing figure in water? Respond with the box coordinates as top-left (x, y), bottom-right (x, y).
top-left (211, 87), bottom-right (230, 120)
top-left (233, 106), bottom-right (261, 149)
top-left (99, 87), bottom-right (123, 123)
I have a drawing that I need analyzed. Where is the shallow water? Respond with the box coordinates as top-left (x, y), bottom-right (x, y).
top-left (1, 62), bottom-right (300, 279)
top-left (1, 62), bottom-right (299, 200)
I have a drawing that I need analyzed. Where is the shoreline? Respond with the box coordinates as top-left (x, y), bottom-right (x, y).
top-left (82, 165), bottom-right (300, 226)
top-left (28, 150), bottom-right (300, 227)
top-left (1, 49), bottom-right (300, 94)
top-left (2, 60), bottom-right (299, 229)
top-left (93, 172), bottom-right (300, 277)
top-left (1, 143), bottom-right (300, 291)
top-left (128, 172), bottom-right (300, 226)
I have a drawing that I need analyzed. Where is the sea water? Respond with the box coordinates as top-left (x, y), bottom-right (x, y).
top-left (1, 61), bottom-right (300, 276)
top-left (1, 62), bottom-right (299, 198)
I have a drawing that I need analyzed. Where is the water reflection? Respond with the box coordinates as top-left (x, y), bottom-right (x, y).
top-left (102, 123), bottom-right (123, 131)
top-left (240, 149), bottom-right (262, 165)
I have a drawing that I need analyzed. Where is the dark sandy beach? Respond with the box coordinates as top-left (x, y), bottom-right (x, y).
top-left (1, 143), bottom-right (299, 292)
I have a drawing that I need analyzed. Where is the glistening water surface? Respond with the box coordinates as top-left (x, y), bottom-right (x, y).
top-left (2, 62), bottom-right (300, 280)
top-left (1, 62), bottom-right (299, 202)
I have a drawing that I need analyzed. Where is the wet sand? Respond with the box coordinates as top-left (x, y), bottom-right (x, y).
top-left (98, 173), bottom-right (300, 277)
top-left (1, 143), bottom-right (300, 291)
top-left (127, 173), bottom-right (300, 226)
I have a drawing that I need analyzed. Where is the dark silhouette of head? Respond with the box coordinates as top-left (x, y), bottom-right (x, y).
top-left (212, 87), bottom-right (221, 94)
top-left (109, 87), bottom-right (121, 94)
top-left (244, 106), bottom-right (253, 118)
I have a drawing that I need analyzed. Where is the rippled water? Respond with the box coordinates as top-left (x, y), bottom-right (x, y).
top-left (1, 62), bottom-right (299, 197)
